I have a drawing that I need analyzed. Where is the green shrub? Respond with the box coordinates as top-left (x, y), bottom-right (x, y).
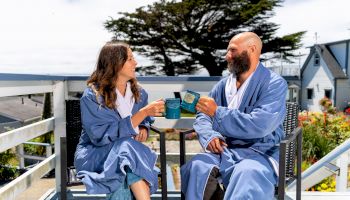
top-left (23, 132), bottom-right (54, 156)
top-left (0, 165), bottom-right (19, 182)
top-left (0, 150), bottom-right (18, 182)
top-left (0, 150), bottom-right (15, 164)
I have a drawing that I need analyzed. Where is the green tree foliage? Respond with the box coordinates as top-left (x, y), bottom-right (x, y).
top-left (105, 0), bottom-right (305, 76)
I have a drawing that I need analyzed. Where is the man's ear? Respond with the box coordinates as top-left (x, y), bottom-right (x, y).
top-left (248, 44), bottom-right (256, 54)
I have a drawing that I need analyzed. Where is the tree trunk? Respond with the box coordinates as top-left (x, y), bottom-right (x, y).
top-left (160, 46), bottom-right (175, 76)
top-left (200, 54), bottom-right (225, 76)
top-left (205, 65), bottom-right (224, 76)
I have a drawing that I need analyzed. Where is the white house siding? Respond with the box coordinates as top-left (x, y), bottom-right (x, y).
top-left (340, 42), bottom-right (350, 110)
top-left (344, 46), bottom-right (350, 110)
top-left (336, 79), bottom-right (350, 111)
top-left (329, 43), bottom-right (347, 72)
top-left (302, 54), bottom-right (334, 111)
top-left (348, 43), bottom-right (350, 73)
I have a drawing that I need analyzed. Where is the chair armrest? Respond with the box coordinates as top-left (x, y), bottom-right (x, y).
top-left (150, 125), bottom-right (163, 134)
top-left (179, 128), bottom-right (195, 135)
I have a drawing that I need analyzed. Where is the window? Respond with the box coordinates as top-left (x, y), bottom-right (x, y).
top-left (314, 53), bottom-right (320, 66)
top-left (287, 88), bottom-right (298, 102)
top-left (307, 88), bottom-right (313, 100)
top-left (325, 89), bottom-right (332, 99)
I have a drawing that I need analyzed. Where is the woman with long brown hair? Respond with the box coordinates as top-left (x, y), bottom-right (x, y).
top-left (74, 42), bottom-right (164, 200)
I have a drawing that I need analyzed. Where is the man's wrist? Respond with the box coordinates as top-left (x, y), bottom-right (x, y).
top-left (210, 105), bottom-right (218, 117)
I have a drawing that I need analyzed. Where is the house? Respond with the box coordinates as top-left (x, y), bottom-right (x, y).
top-left (267, 65), bottom-right (301, 103)
top-left (301, 39), bottom-right (350, 111)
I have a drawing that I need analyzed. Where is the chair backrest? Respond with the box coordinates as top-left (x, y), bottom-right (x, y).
top-left (282, 102), bottom-right (299, 182)
top-left (65, 100), bottom-right (82, 167)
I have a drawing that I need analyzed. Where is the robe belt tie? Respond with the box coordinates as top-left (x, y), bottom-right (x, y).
top-left (227, 142), bottom-right (254, 148)
top-left (225, 137), bottom-right (262, 149)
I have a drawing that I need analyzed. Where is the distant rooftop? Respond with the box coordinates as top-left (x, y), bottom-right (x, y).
top-left (0, 96), bottom-right (43, 122)
top-left (0, 115), bottom-right (16, 123)
top-left (267, 64), bottom-right (300, 77)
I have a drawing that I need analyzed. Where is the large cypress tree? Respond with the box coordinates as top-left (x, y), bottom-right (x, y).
top-left (105, 0), bottom-right (305, 76)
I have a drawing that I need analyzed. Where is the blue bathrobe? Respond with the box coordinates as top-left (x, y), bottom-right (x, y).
top-left (74, 87), bottom-right (159, 194)
top-left (181, 63), bottom-right (288, 200)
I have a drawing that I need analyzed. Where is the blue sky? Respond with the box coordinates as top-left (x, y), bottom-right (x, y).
top-left (0, 0), bottom-right (349, 75)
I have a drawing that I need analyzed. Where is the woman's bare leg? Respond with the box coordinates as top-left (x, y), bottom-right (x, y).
top-left (130, 179), bottom-right (151, 200)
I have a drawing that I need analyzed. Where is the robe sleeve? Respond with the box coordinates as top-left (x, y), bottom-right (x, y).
top-left (80, 94), bottom-right (137, 146)
top-left (194, 84), bottom-right (225, 150)
top-left (138, 91), bottom-right (155, 135)
top-left (213, 77), bottom-right (287, 139)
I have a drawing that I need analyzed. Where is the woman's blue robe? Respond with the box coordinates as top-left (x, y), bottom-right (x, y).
top-left (74, 87), bottom-right (158, 194)
top-left (181, 64), bottom-right (288, 200)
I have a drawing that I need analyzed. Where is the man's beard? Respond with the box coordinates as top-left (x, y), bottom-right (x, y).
top-left (227, 50), bottom-right (251, 77)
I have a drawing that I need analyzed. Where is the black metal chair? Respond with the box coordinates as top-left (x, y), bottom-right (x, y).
top-left (65, 100), bottom-right (83, 185)
top-left (179, 102), bottom-right (302, 200)
top-left (61, 100), bottom-right (168, 199)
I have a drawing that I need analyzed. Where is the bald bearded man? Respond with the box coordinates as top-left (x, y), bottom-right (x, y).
top-left (181, 32), bottom-right (288, 200)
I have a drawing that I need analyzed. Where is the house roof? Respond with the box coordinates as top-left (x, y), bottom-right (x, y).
top-left (301, 44), bottom-right (347, 79)
top-left (0, 96), bottom-right (43, 122)
top-left (305, 38), bottom-right (350, 48)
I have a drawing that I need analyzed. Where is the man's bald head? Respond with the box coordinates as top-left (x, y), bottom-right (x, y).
top-left (230, 32), bottom-right (262, 55)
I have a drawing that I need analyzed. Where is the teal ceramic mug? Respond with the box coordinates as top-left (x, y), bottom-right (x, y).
top-left (164, 98), bottom-right (181, 119)
top-left (181, 90), bottom-right (200, 113)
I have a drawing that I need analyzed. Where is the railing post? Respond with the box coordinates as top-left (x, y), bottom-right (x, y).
top-left (16, 144), bottom-right (25, 168)
top-left (53, 80), bottom-right (67, 198)
top-left (46, 144), bottom-right (53, 158)
top-left (336, 150), bottom-right (349, 192)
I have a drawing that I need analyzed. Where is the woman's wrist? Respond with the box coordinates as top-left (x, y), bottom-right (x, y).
top-left (140, 108), bottom-right (148, 118)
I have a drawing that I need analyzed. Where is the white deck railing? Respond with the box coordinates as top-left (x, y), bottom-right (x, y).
top-left (287, 139), bottom-right (350, 192)
top-left (0, 73), bottom-right (349, 200)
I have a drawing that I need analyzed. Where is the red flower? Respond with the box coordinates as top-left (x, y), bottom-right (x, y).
top-left (345, 107), bottom-right (350, 115)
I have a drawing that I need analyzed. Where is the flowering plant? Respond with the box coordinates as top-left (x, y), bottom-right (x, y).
top-left (345, 107), bottom-right (350, 115)
top-left (319, 97), bottom-right (336, 114)
top-left (344, 101), bottom-right (350, 115)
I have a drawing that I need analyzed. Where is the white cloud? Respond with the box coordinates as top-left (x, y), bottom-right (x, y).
top-left (265, 0), bottom-right (350, 66)
top-left (271, 0), bottom-right (350, 48)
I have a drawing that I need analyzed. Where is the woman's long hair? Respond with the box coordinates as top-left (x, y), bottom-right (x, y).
top-left (87, 42), bottom-right (140, 109)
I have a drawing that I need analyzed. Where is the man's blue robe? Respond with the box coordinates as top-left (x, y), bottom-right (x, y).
top-left (74, 87), bottom-right (158, 194)
top-left (181, 64), bottom-right (288, 200)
